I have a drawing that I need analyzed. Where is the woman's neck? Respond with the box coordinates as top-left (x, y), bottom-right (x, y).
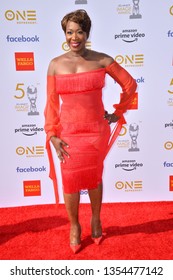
top-left (69, 48), bottom-right (89, 58)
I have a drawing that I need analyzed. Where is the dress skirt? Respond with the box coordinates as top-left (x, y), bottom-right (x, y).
top-left (60, 118), bottom-right (110, 193)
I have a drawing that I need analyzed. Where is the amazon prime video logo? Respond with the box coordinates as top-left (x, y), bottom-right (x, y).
top-left (114, 29), bottom-right (145, 43)
top-left (14, 124), bottom-right (43, 136)
top-left (115, 159), bottom-right (143, 171)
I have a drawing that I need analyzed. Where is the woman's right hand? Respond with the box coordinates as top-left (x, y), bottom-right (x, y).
top-left (50, 136), bottom-right (69, 163)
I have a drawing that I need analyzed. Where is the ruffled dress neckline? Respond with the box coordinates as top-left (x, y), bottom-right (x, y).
top-left (54, 67), bottom-right (106, 77)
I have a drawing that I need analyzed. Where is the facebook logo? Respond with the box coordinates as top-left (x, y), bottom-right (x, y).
top-left (168, 30), bottom-right (173, 37)
top-left (6, 35), bottom-right (40, 42)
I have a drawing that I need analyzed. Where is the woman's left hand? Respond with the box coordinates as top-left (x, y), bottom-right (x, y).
top-left (104, 111), bottom-right (119, 124)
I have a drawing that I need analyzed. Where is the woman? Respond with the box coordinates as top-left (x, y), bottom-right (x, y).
top-left (44, 9), bottom-right (137, 253)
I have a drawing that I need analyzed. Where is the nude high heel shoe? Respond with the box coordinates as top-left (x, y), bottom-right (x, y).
top-left (91, 219), bottom-right (106, 245)
top-left (70, 243), bottom-right (81, 254)
top-left (92, 235), bottom-right (103, 245)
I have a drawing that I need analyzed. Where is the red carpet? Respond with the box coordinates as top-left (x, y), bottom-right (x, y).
top-left (0, 202), bottom-right (173, 260)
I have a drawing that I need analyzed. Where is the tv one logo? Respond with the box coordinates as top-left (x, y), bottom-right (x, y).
top-left (5, 10), bottom-right (36, 23)
top-left (16, 146), bottom-right (44, 157)
top-left (170, 6), bottom-right (173, 15)
top-left (168, 78), bottom-right (173, 94)
top-left (164, 141), bottom-right (173, 150)
top-left (115, 54), bottom-right (144, 67)
top-left (115, 180), bottom-right (142, 192)
top-left (62, 41), bottom-right (91, 52)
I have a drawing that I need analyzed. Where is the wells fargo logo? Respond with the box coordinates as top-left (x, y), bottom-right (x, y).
top-left (16, 146), bottom-right (44, 157)
top-left (5, 10), bottom-right (37, 24)
top-left (115, 54), bottom-right (144, 67)
top-left (23, 180), bottom-right (41, 196)
top-left (169, 176), bottom-right (173, 191)
top-left (115, 180), bottom-right (143, 192)
top-left (15, 52), bottom-right (35, 71)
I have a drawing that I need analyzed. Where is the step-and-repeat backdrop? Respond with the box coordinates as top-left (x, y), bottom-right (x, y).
top-left (1, 0), bottom-right (173, 207)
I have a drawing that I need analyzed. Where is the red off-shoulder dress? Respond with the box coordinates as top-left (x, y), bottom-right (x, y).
top-left (44, 61), bottom-right (137, 201)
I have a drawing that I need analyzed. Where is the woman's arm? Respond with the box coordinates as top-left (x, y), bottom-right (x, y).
top-left (104, 60), bottom-right (137, 123)
top-left (44, 61), bottom-right (69, 162)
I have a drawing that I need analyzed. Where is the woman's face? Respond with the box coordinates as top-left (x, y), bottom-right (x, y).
top-left (65, 21), bottom-right (87, 52)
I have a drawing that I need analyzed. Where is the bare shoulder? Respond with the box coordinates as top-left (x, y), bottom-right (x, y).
top-left (99, 52), bottom-right (114, 67)
top-left (90, 50), bottom-right (114, 67)
top-left (47, 53), bottom-right (67, 75)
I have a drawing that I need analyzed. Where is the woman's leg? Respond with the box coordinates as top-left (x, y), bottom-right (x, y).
top-left (63, 192), bottom-right (81, 245)
top-left (88, 182), bottom-right (103, 237)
